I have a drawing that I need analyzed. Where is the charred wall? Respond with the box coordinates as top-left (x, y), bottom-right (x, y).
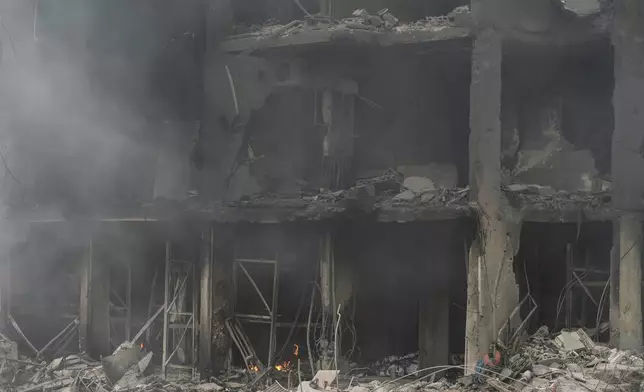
top-left (502, 40), bottom-right (614, 190)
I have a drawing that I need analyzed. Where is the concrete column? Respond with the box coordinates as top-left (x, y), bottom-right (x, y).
top-left (89, 249), bottom-right (111, 357)
top-left (212, 231), bottom-right (232, 374)
top-left (466, 26), bottom-right (520, 371)
top-left (612, 0), bottom-right (644, 351)
top-left (79, 238), bottom-right (92, 353)
top-left (610, 220), bottom-right (620, 347)
top-left (199, 227), bottom-right (214, 378)
top-left (618, 215), bottom-right (642, 351)
top-left (0, 255), bottom-right (9, 334)
top-left (318, 229), bottom-right (334, 370)
top-left (419, 288), bottom-right (449, 369)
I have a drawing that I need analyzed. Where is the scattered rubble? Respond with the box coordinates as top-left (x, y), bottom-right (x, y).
top-left (505, 184), bottom-right (611, 212)
top-left (3, 325), bottom-right (644, 392)
top-left (227, 6), bottom-right (470, 40)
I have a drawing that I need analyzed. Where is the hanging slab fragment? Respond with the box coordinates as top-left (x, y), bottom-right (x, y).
top-left (553, 0), bottom-right (600, 17)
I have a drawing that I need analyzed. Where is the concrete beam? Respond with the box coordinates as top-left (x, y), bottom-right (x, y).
top-left (612, 0), bottom-right (644, 351)
top-left (466, 26), bottom-right (520, 371)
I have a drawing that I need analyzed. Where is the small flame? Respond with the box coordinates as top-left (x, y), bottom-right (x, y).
top-left (248, 365), bottom-right (260, 372)
top-left (274, 361), bottom-right (291, 372)
top-left (140, 343), bottom-right (144, 350)
top-left (293, 344), bottom-right (299, 357)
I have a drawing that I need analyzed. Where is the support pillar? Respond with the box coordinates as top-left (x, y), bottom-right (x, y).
top-left (89, 241), bottom-right (111, 357)
top-left (199, 227), bottom-right (214, 378)
top-left (419, 287), bottom-right (449, 369)
top-left (319, 229), bottom-right (334, 370)
top-left (618, 215), bottom-right (642, 350)
top-left (212, 230), bottom-right (232, 374)
top-left (0, 254), bottom-right (10, 335)
top-left (610, 220), bottom-right (620, 346)
top-left (466, 25), bottom-right (520, 371)
top-left (612, 0), bottom-right (644, 351)
top-left (79, 238), bottom-right (92, 353)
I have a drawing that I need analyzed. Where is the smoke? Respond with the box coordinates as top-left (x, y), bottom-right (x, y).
top-left (0, 0), bottom-right (206, 271)
top-left (0, 0), bottom-right (204, 220)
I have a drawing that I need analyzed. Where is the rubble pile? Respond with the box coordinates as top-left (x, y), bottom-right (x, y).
top-left (505, 184), bottom-right (611, 211)
top-left (367, 353), bottom-right (420, 377)
top-left (338, 328), bottom-right (644, 392)
top-left (229, 6), bottom-right (470, 39)
top-left (0, 338), bottom-right (222, 392)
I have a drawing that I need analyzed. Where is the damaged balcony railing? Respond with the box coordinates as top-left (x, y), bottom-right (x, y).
top-left (232, 248), bottom-right (280, 370)
top-left (161, 241), bottom-right (197, 379)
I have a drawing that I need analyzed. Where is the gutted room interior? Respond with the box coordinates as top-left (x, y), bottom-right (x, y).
top-left (3, 0), bottom-right (644, 391)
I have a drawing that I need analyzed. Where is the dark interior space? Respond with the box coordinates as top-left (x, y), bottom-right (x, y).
top-left (246, 88), bottom-right (325, 194)
top-left (9, 223), bottom-right (86, 358)
top-left (353, 45), bottom-right (472, 186)
top-left (335, 220), bottom-right (469, 364)
top-left (229, 223), bottom-right (320, 368)
top-left (515, 221), bottom-right (613, 340)
top-left (502, 39), bottom-right (614, 177)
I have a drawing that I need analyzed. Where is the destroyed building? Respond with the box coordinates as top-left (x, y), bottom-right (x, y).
top-left (2, 0), bottom-right (644, 391)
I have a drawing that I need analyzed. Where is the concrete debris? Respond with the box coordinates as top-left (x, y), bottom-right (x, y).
top-left (230, 5), bottom-right (469, 40)
top-left (102, 341), bottom-right (144, 385)
top-left (554, 0), bottom-right (601, 17)
top-left (505, 185), bottom-right (611, 212)
top-left (403, 177), bottom-right (436, 194)
top-left (553, 330), bottom-right (591, 352)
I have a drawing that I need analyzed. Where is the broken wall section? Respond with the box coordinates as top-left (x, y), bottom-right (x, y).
top-left (501, 41), bottom-right (613, 206)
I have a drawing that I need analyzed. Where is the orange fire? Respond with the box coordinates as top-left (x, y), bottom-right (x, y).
top-left (293, 344), bottom-right (299, 357)
top-left (248, 365), bottom-right (260, 372)
top-left (140, 343), bottom-right (144, 350)
top-left (274, 361), bottom-right (291, 372)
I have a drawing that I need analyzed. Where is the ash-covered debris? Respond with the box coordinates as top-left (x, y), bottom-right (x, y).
top-left (228, 5), bottom-right (470, 40)
top-left (223, 168), bottom-right (469, 214)
top-left (505, 184), bottom-right (611, 211)
top-left (0, 337), bottom-right (223, 392)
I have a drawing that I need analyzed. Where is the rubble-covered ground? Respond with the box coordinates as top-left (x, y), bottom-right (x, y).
top-left (4, 326), bottom-right (644, 392)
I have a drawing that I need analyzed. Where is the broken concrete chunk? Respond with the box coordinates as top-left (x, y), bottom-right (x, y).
top-left (101, 342), bottom-right (143, 385)
top-left (553, 331), bottom-right (586, 352)
top-left (500, 367), bottom-right (513, 381)
top-left (138, 352), bottom-right (153, 375)
top-left (311, 370), bottom-right (339, 389)
top-left (457, 375), bottom-right (473, 386)
top-left (554, 0), bottom-right (600, 17)
top-left (394, 190), bottom-right (415, 201)
top-left (532, 364), bottom-right (552, 376)
top-left (403, 177), bottom-right (435, 194)
top-left (46, 357), bottom-right (64, 372)
top-left (193, 383), bottom-right (224, 391)
top-left (397, 164), bottom-right (457, 188)
top-left (565, 363), bottom-right (582, 373)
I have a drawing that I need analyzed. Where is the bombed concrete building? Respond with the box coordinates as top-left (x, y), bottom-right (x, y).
top-left (1, 0), bottom-right (644, 390)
